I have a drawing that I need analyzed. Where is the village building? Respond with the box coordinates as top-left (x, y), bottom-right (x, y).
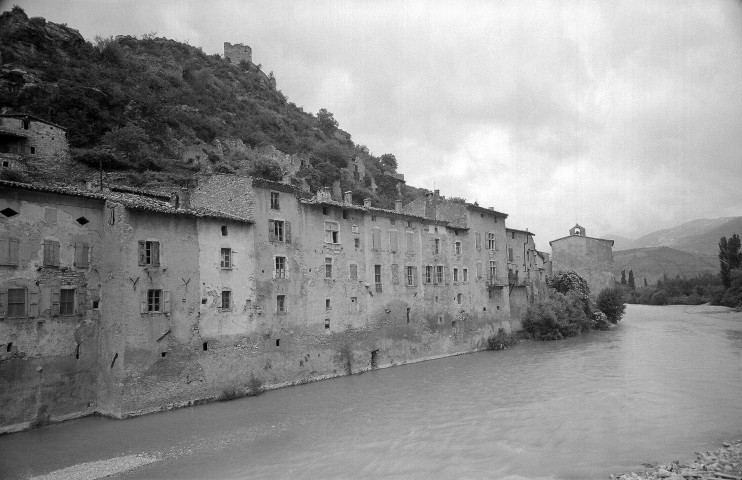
top-left (0, 114), bottom-right (71, 177)
top-left (549, 224), bottom-right (615, 296)
top-left (505, 228), bottom-right (539, 320)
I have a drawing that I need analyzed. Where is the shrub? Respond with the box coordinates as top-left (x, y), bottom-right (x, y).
top-left (650, 290), bottom-right (668, 305)
top-left (486, 328), bottom-right (521, 350)
top-left (247, 157), bottom-right (282, 181)
top-left (0, 169), bottom-right (32, 183)
top-left (247, 375), bottom-right (264, 396)
top-left (522, 292), bottom-right (590, 341)
top-left (595, 287), bottom-right (626, 324)
top-left (547, 271), bottom-right (590, 298)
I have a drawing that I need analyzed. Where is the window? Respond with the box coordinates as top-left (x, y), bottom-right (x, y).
top-left (1, 207), bottom-right (18, 217)
top-left (352, 225), bottom-right (359, 233)
top-left (508, 247), bottom-right (514, 262)
top-left (436, 266), bottom-right (444, 284)
top-left (354, 238), bottom-right (360, 248)
top-left (476, 261), bottom-right (482, 279)
top-left (512, 231), bottom-right (516, 239)
top-left (147, 289), bottom-right (162, 312)
top-left (60, 288), bottom-right (75, 315)
top-left (138, 240), bottom-right (160, 267)
top-left (453, 268), bottom-right (459, 282)
top-left (406, 232), bottom-right (414, 253)
top-left (457, 293), bottom-right (462, 304)
top-left (220, 248), bottom-right (232, 269)
top-left (487, 233), bottom-right (496, 250)
top-left (325, 257), bottom-right (333, 278)
top-left (0, 238), bottom-right (19, 266)
top-left (490, 261), bottom-right (497, 281)
top-left (349, 263), bottom-right (358, 280)
top-left (463, 268), bottom-right (469, 282)
top-left (270, 192), bottom-right (280, 210)
top-left (406, 266), bottom-right (417, 286)
top-left (7, 288), bottom-right (26, 317)
top-left (221, 290), bottom-right (231, 309)
top-left (74, 242), bottom-right (90, 268)
top-left (425, 265), bottom-right (433, 284)
top-left (351, 296), bottom-right (359, 312)
top-left (322, 206), bottom-right (329, 215)
top-left (454, 241), bottom-right (462, 255)
top-left (407, 221), bottom-right (413, 228)
top-left (434, 238), bottom-right (440, 254)
top-left (275, 256), bottom-right (286, 279)
top-left (375, 265), bottom-right (382, 292)
top-left (325, 299), bottom-right (331, 309)
top-left (43, 239), bottom-right (60, 267)
top-left (390, 219), bottom-right (396, 226)
top-left (372, 227), bottom-right (381, 251)
top-left (221, 225), bottom-right (228, 236)
top-left (325, 221), bottom-right (340, 244)
top-left (75, 216), bottom-right (89, 226)
top-left (475, 232), bottom-right (482, 250)
top-left (389, 230), bottom-right (399, 252)
top-left (277, 295), bottom-right (286, 314)
top-left (342, 210), bottom-right (348, 220)
top-left (325, 318), bottom-right (330, 330)
top-left (391, 264), bottom-right (399, 284)
top-left (269, 220), bottom-right (290, 243)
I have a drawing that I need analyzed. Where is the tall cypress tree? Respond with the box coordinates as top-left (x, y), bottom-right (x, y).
top-left (628, 270), bottom-right (635, 289)
top-left (621, 270), bottom-right (626, 285)
top-left (720, 236), bottom-right (731, 288)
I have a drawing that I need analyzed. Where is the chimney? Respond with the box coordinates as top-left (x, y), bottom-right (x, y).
top-left (363, 198), bottom-right (372, 208)
top-left (317, 186), bottom-right (331, 202)
top-left (343, 191), bottom-right (353, 204)
top-left (424, 192), bottom-right (437, 220)
top-left (395, 199), bottom-right (403, 213)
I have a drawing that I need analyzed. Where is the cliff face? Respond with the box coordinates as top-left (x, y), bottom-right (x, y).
top-left (0, 7), bottom-right (423, 210)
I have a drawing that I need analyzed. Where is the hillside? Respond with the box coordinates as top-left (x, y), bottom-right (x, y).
top-left (0, 7), bottom-right (424, 209)
top-left (613, 246), bottom-right (718, 286)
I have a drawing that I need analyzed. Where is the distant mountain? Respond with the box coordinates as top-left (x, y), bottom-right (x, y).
top-left (613, 246), bottom-right (718, 286)
top-left (604, 234), bottom-right (640, 251)
top-left (633, 217), bottom-right (742, 256)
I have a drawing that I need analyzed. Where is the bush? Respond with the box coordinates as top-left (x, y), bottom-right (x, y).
top-left (650, 290), bottom-right (668, 305)
top-left (247, 157), bottom-right (282, 181)
top-left (547, 271), bottom-right (590, 298)
top-left (486, 328), bottom-right (521, 350)
top-left (522, 292), bottom-right (590, 341)
top-left (595, 287), bottom-right (626, 323)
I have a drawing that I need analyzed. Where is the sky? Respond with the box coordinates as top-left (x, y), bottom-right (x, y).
top-left (8, 0), bottom-right (742, 250)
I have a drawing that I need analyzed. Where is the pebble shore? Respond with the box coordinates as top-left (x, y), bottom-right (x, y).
top-left (611, 440), bottom-right (742, 480)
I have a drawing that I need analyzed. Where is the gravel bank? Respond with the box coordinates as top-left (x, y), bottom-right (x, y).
top-left (611, 440), bottom-right (742, 480)
top-left (28, 454), bottom-right (159, 480)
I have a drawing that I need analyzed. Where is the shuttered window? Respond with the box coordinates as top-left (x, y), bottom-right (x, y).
top-left (372, 227), bottom-right (381, 251)
top-left (406, 231), bottom-right (414, 253)
top-left (138, 241), bottom-right (161, 266)
top-left (43, 240), bottom-right (60, 267)
top-left (0, 238), bottom-right (19, 266)
top-left (389, 230), bottom-right (399, 252)
top-left (269, 220), bottom-right (291, 243)
top-left (60, 288), bottom-right (75, 315)
top-left (74, 242), bottom-right (90, 268)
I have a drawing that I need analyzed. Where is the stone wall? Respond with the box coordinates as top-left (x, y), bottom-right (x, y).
top-left (550, 235), bottom-right (615, 296)
top-left (224, 42), bottom-right (252, 65)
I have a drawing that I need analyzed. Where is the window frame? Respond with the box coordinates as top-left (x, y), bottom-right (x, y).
top-left (6, 287), bottom-right (27, 317)
top-left (276, 294), bottom-right (286, 314)
top-left (487, 232), bottom-right (496, 251)
top-left (220, 247), bottom-right (232, 269)
top-left (60, 288), bottom-right (76, 316)
top-left (324, 257), bottom-right (333, 279)
top-left (454, 241), bottom-right (462, 255)
top-left (147, 289), bottom-right (162, 313)
top-left (324, 221), bottom-right (340, 244)
top-left (274, 255), bottom-right (287, 279)
top-left (220, 290), bottom-right (232, 310)
top-left (270, 191), bottom-right (280, 210)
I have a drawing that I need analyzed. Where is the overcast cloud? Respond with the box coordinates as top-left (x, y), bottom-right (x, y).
top-left (11, 0), bottom-right (742, 250)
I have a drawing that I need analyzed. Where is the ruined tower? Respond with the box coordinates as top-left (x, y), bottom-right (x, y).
top-left (224, 42), bottom-right (252, 65)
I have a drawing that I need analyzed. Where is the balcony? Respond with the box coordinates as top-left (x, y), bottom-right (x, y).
top-left (485, 276), bottom-right (506, 290)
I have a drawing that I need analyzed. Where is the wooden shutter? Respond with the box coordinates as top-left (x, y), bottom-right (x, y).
top-left (52, 241), bottom-right (60, 267)
top-left (412, 266), bottom-right (418, 286)
top-left (272, 256), bottom-right (277, 279)
top-left (78, 242), bottom-right (90, 268)
top-left (43, 240), bottom-right (52, 266)
top-left (140, 289), bottom-right (148, 314)
top-left (9, 238), bottom-right (18, 265)
top-left (269, 220), bottom-right (275, 242)
top-left (285, 221), bottom-right (291, 243)
top-left (445, 267), bottom-right (451, 285)
top-left (29, 290), bottom-right (39, 317)
top-left (51, 286), bottom-right (61, 316)
top-left (0, 290), bottom-right (6, 318)
top-left (77, 288), bottom-right (87, 314)
top-left (138, 240), bottom-right (146, 265)
top-left (152, 242), bottom-right (160, 267)
top-left (390, 231), bottom-right (398, 252)
top-left (0, 239), bottom-right (6, 265)
top-left (373, 227), bottom-right (381, 251)
top-left (163, 291), bottom-right (171, 314)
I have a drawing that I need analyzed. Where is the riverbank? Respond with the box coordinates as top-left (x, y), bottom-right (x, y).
top-left (611, 440), bottom-right (742, 480)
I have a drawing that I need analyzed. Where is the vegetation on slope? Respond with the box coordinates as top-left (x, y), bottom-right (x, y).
top-left (0, 7), bottom-right (425, 209)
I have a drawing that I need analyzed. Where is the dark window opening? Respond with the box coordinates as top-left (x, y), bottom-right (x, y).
top-left (161, 352), bottom-right (167, 358)
top-left (201, 298), bottom-right (207, 304)
top-left (93, 300), bottom-right (100, 310)
top-left (406, 307), bottom-right (411, 324)
top-left (276, 339), bottom-right (280, 347)
top-left (76, 216), bottom-right (89, 225)
top-left (270, 192), bottom-right (280, 210)
top-left (483, 307), bottom-right (487, 311)
top-left (6, 342), bottom-right (12, 353)
top-left (325, 318), bottom-right (330, 329)
top-left (342, 210), bottom-right (348, 219)
top-left (325, 298), bottom-right (331, 309)
top-left (1, 208), bottom-right (19, 217)
top-left (221, 225), bottom-right (228, 236)
top-left (76, 344), bottom-right (80, 359)
top-left (496, 306), bottom-right (500, 310)
top-left (30, 146), bottom-right (36, 154)
top-left (452, 321), bottom-right (457, 329)
top-left (354, 238), bottom-right (360, 248)
top-left (322, 206), bottom-right (329, 215)
top-left (371, 350), bottom-right (379, 369)
top-left (1, 161), bottom-right (8, 167)
top-left (203, 342), bottom-right (208, 351)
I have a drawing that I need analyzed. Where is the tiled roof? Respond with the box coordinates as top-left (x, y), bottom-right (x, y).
top-left (0, 180), bottom-right (250, 223)
top-left (0, 113), bottom-right (68, 131)
top-left (506, 227), bottom-right (535, 236)
top-left (466, 203), bottom-right (508, 218)
top-left (252, 177), bottom-right (298, 193)
top-left (549, 235), bottom-right (614, 246)
top-left (110, 185), bottom-right (171, 200)
top-left (300, 197), bottom-right (444, 223)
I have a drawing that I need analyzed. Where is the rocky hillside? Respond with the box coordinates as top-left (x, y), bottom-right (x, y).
top-left (0, 6), bottom-right (424, 209)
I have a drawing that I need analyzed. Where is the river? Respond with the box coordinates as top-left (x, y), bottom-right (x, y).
top-left (1, 304), bottom-right (741, 480)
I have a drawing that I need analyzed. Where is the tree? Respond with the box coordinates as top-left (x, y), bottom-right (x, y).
top-left (621, 270), bottom-right (627, 285)
top-left (317, 108), bottom-right (338, 134)
top-left (596, 287), bottom-right (626, 324)
top-left (547, 271), bottom-right (590, 299)
top-left (628, 270), bottom-right (635, 289)
top-left (380, 153), bottom-right (398, 171)
top-left (644, 278), bottom-right (648, 287)
top-left (720, 234), bottom-right (741, 288)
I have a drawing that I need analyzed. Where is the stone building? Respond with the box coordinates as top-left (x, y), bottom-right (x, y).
top-left (0, 114), bottom-right (71, 176)
top-left (0, 176), bottom-right (523, 433)
top-left (505, 228), bottom-right (539, 320)
top-left (549, 224), bottom-right (615, 296)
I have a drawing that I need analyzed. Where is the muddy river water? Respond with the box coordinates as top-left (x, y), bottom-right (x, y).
top-left (2, 304), bottom-right (742, 479)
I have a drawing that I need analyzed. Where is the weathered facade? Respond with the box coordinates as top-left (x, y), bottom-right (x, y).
top-left (549, 224), bottom-right (615, 296)
top-left (0, 114), bottom-right (72, 177)
top-left (1, 175), bottom-right (536, 433)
